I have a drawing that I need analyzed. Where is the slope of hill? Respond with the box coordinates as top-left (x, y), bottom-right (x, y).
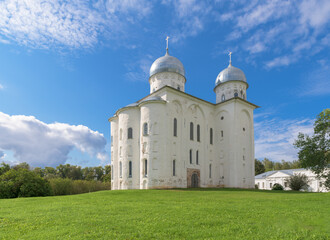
top-left (0, 189), bottom-right (329, 239)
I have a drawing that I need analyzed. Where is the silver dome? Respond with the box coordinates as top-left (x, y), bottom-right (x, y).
top-left (215, 63), bottom-right (246, 86)
top-left (150, 50), bottom-right (185, 77)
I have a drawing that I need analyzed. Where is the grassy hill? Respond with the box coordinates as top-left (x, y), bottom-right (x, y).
top-left (0, 189), bottom-right (329, 239)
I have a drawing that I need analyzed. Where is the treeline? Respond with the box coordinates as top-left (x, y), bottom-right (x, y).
top-left (255, 158), bottom-right (301, 175)
top-left (0, 162), bottom-right (111, 199)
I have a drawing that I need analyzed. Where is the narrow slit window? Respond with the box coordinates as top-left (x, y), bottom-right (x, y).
top-left (196, 150), bottom-right (199, 165)
top-left (128, 127), bottom-right (133, 139)
top-left (197, 124), bottom-right (200, 142)
top-left (210, 128), bottom-right (213, 145)
top-left (173, 160), bottom-right (176, 176)
top-left (119, 162), bottom-right (122, 178)
top-left (129, 161), bottom-right (132, 178)
top-left (209, 164), bottom-right (212, 178)
top-left (144, 159), bottom-right (148, 177)
top-left (189, 149), bottom-right (192, 164)
top-left (143, 122), bottom-right (148, 136)
top-left (174, 118), bottom-right (177, 137)
top-left (190, 122), bottom-right (194, 140)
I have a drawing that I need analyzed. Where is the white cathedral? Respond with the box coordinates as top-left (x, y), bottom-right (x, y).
top-left (109, 42), bottom-right (258, 190)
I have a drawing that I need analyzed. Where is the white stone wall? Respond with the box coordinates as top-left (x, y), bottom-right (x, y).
top-left (149, 72), bottom-right (186, 93)
top-left (255, 169), bottom-right (328, 192)
top-left (214, 81), bottom-right (247, 104)
top-left (110, 86), bottom-right (256, 190)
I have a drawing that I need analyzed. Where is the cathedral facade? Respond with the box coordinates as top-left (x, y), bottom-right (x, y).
top-left (109, 47), bottom-right (258, 190)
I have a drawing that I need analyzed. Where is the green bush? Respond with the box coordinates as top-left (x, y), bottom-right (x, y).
top-left (0, 181), bottom-right (16, 198)
top-left (272, 183), bottom-right (284, 190)
top-left (19, 179), bottom-right (53, 197)
top-left (48, 178), bottom-right (111, 196)
top-left (288, 173), bottom-right (309, 191)
top-left (48, 178), bottom-right (72, 195)
top-left (0, 169), bottom-right (52, 198)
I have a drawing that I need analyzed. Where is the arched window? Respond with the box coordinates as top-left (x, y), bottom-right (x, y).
top-left (240, 90), bottom-right (243, 97)
top-left (144, 159), bottom-right (148, 177)
top-left (221, 94), bottom-right (225, 102)
top-left (173, 160), bottom-right (176, 176)
top-left (129, 161), bottom-right (132, 178)
top-left (128, 127), bottom-right (133, 139)
top-left (177, 85), bottom-right (180, 90)
top-left (190, 122), bottom-right (194, 140)
top-left (119, 162), bottom-right (122, 178)
top-left (197, 124), bottom-right (200, 142)
top-left (173, 118), bottom-right (177, 137)
top-left (189, 149), bottom-right (192, 164)
top-left (209, 164), bottom-right (212, 178)
top-left (196, 150), bottom-right (199, 165)
top-left (234, 91), bottom-right (238, 97)
top-left (143, 122), bottom-right (148, 136)
top-left (210, 128), bottom-right (213, 145)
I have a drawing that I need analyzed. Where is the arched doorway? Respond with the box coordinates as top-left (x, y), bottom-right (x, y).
top-left (191, 173), bottom-right (199, 188)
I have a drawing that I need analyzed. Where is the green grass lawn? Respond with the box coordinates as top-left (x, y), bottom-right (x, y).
top-left (0, 189), bottom-right (329, 240)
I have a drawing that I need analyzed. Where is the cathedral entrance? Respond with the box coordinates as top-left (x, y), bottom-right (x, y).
top-left (191, 173), bottom-right (199, 188)
top-left (187, 169), bottom-right (200, 188)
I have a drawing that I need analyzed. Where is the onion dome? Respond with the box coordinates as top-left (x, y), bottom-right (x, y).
top-left (149, 49), bottom-right (185, 77)
top-left (215, 62), bottom-right (246, 86)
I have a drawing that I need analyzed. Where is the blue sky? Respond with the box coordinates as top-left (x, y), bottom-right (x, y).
top-left (0, 0), bottom-right (329, 167)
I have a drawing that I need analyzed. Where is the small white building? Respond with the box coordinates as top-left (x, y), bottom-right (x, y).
top-left (109, 43), bottom-right (259, 190)
top-left (255, 168), bottom-right (328, 192)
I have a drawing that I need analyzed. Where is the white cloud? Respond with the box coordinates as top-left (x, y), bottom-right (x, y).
top-left (299, 0), bottom-right (330, 28)
top-left (265, 55), bottom-right (296, 68)
top-left (299, 62), bottom-right (330, 96)
top-left (103, 0), bottom-right (151, 18)
top-left (164, 0), bottom-right (211, 42)
top-left (0, 0), bottom-right (106, 49)
top-left (236, 0), bottom-right (291, 32)
top-left (0, 0), bottom-right (152, 50)
top-left (0, 84), bottom-right (3, 90)
top-left (125, 55), bottom-right (153, 81)
top-left (254, 117), bottom-right (314, 162)
top-left (216, 0), bottom-right (330, 68)
top-left (0, 112), bottom-right (108, 167)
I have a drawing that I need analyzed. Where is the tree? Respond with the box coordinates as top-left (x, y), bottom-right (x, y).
top-left (102, 165), bottom-right (111, 182)
top-left (33, 167), bottom-right (44, 177)
top-left (12, 162), bottom-right (30, 170)
top-left (255, 159), bottom-right (265, 175)
top-left (262, 158), bottom-right (274, 172)
top-left (0, 168), bottom-right (52, 198)
top-left (0, 162), bottom-right (10, 176)
top-left (287, 173), bottom-right (309, 191)
top-left (274, 162), bottom-right (283, 170)
top-left (294, 109), bottom-right (330, 190)
top-left (43, 167), bottom-right (57, 179)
